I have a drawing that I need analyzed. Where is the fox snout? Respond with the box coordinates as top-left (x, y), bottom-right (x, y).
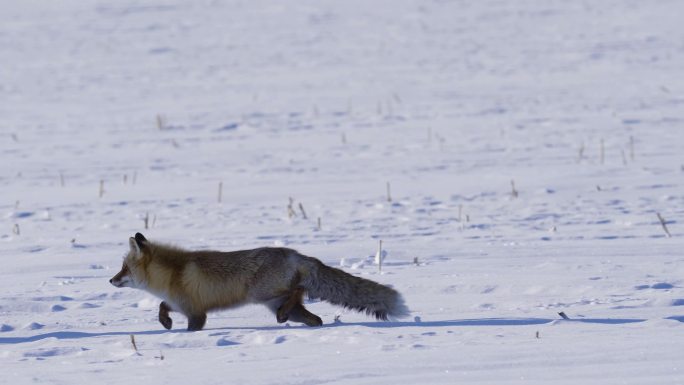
top-left (109, 275), bottom-right (126, 288)
top-left (110, 263), bottom-right (132, 288)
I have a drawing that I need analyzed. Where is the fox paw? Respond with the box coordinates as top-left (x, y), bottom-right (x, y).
top-left (159, 315), bottom-right (173, 330)
top-left (276, 312), bottom-right (289, 323)
top-left (304, 315), bottom-right (323, 327)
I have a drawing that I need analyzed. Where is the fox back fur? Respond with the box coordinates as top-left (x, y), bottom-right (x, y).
top-left (110, 233), bottom-right (409, 331)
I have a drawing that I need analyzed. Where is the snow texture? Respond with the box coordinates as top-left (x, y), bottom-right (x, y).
top-left (2, 0), bottom-right (684, 384)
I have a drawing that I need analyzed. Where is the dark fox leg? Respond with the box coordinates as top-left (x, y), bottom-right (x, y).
top-left (159, 301), bottom-right (173, 330)
top-left (274, 288), bottom-right (322, 327)
top-left (187, 313), bottom-right (207, 331)
top-left (276, 288), bottom-right (305, 323)
top-left (288, 303), bottom-right (323, 327)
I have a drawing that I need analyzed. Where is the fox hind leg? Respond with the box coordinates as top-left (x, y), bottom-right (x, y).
top-left (159, 301), bottom-right (173, 330)
top-left (276, 288), bottom-right (305, 323)
top-left (273, 289), bottom-right (322, 327)
top-left (288, 303), bottom-right (323, 327)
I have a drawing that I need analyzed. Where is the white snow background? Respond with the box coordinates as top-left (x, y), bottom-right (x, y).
top-left (2, 0), bottom-right (684, 384)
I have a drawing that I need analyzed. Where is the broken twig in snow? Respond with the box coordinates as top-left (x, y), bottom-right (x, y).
top-left (510, 180), bottom-right (518, 198)
top-left (130, 334), bottom-right (140, 354)
top-left (287, 197), bottom-right (296, 218)
top-left (156, 114), bottom-right (165, 130)
top-left (376, 240), bottom-right (384, 273)
top-left (657, 213), bottom-right (672, 238)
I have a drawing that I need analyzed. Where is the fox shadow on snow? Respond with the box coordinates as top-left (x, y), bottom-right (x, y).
top-left (0, 316), bottom-right (657, 345)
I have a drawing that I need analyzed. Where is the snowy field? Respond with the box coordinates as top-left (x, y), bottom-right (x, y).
top-left (2, 0), bottom-right (684, 383)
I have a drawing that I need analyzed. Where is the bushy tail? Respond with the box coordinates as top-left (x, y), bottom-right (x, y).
top-left (301, 257), bottom-right (409, 320)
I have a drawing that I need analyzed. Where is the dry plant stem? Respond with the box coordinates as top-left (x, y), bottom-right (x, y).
top-left (377, 240), bottom-right (383, 274)
top-left (511, 180), bottom-right (518, 198)
top-left (130, 334), bottom-right (139, 353)
top-left (287, 197), bottom-right (296, 218)
top-left (657, 213), bottom-right (672, 238)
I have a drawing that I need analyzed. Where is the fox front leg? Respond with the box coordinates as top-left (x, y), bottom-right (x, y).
top-left (187, 313), bottom-right (207, 331)
top-left (159, 301), bottom-right (173, 330)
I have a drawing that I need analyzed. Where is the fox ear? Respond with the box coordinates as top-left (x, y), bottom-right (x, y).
top-left (129, 237), bottom-right (141, 258)
top-left (134, 233), bottom-right (148, 250)
top-left (129, 233), bottom-right (148, 259)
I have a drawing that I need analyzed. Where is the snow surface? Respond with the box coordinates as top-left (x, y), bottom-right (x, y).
top-left (2, 0), bottom-right (684, 384)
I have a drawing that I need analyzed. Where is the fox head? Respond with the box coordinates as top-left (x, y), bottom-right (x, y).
top-left (109, 233), bottom-right (149, 289)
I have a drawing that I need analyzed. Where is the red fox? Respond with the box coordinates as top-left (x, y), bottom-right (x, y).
top-left (110, 233), bottom-right (409, 331)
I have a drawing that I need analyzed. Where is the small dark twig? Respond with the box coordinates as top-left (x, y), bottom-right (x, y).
top-left (657, 213), bottom-right (672, 238)
top-left (511, 180), bottom-right (518, 198)
top-left (156, 114), bottom-right (165, 130)
top-left (130, 334), bottom-right (140, 354)
top-left (287, 197), bottom-right (296, 218)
